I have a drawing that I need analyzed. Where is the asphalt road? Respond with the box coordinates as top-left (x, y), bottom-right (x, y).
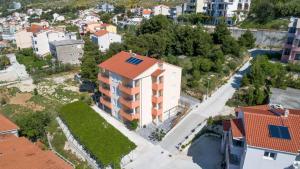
top-left (160, 59), bottom-right (251, 153)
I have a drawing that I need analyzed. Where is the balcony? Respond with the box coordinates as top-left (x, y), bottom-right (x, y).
top-left (152, 95), bottom-right (163, 103)
top-left (152, 82), bottom-right (163, 91)
top-left (98, 73), bottom-right (111, 84)
top-left (119, 83), bottom-right (140, 95)
top-left (119, 109), bottom-right (139, 121)
top-left (119, 97), bottom-right (139, 109)
top-left (100, 97), bottom-right (112, 109)
top-left (152, 108), bottom-right (163, 116)
top-left (99, 86), bottom-right (111, 96)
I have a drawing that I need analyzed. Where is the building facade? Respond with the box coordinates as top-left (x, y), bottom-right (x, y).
top-left (281, 18), bottom-right (300, 63)
top-left (222, 105), bottom-right (300, 169)
top-left (15, 29), bottom-right (33, 49)
top-left (98, 51), bottom-right (182, 126)
top-left (184, 0), bottom-right (207, 13)
top-left (90, 30), bottom-right (121, 52)
top-left (49, 39), bottom-right (84, 65)
top-left (206, 0), bottom-right (251, 25)
top-left (153, 5), bottom-right (170, 16)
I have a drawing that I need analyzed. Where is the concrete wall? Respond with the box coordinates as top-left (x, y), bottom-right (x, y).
top-left (242, 146), bottom-right (296, 169)
top-left (205, 26), bottom-right (287, 48)
top-left (52, 43), bottom-right (84, 65)
top-left (96, 33), bottom-right (121, 52)
top-left (15, 30), bottom-right (33, 49)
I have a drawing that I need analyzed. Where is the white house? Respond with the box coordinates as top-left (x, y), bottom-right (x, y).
top-left (98, 51), bottom-right (182, 126)
top-left (90, 30), bottom-right (121, 52)
top-left (206, 0), bottom-right (251, 25)
top-left (142, 9), bottom-right (152, 19)
top-left (32, 30), bottom-right (76, 57)
top-left (153, 5), bottom-right (170, 16)
top-left (222, 105), bottom-right (300, 169)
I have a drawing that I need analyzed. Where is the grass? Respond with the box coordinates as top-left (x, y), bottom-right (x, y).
top-left (239, 18), bottom-right (289, 30)
top-left (59, 101), bottom-right (136, 168)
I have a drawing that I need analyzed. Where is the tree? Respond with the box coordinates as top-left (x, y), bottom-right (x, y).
top-left (137, 15), bottom-right (172, 35)
top-left (221, 35), bottom-right (241, 56)
top-left (213, 22), bottom-right (231, 44)
top-left (0, 55), bottom-right (10, 70)
top-left (15, 112), bottom-right (50, 142)
top-left (238, 30), bottom-right (256, 49)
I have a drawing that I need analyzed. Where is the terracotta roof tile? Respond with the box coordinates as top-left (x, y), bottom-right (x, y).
top-left (143, 10), bottom-right (152, 15)
top-left (0, 114), bottom-right (19, 132)
top-left (99, 51), bottom-right (158, 79)
top-left (26, 24), bottom-right (48, 33)
top-left (0, 135), bottom-right (73, 169)
top-left (242, 105), bottom-right (300, 154)
top-left (230, 119), bottom-right (244, 138)
top-left (94, 30), bottom-right (109, 37)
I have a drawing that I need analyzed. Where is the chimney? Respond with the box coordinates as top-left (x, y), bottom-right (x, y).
top-left (284, 109), bottom-right (289, 117)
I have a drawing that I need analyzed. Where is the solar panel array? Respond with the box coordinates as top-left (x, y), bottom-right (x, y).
top-left (268, 125), bottom-right (291, 140)
top-left (126, 57), bottom-right (143, 65)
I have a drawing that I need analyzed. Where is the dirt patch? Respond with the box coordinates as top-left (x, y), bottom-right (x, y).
top-left (9, 93), bottom-right (44, 111)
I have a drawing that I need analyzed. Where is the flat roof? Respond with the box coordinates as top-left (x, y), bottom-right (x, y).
top-left (270, 87), bottom-right (300, 109)
top-left (49, 39), bottom-right (84, 47)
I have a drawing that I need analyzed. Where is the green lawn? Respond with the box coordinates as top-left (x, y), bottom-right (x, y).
top-left (59, 101), bottom-right (136, 168)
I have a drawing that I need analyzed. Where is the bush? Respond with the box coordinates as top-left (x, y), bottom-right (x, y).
top-left (127, 119), bottom-right (139, 130)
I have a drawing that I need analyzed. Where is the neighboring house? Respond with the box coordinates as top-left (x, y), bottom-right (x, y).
top-left (269, 87), bottom-right (300, 109)
top-left (153, 5), bottom-right (170, 16)
top-left (84, 23), bottom-right (117, 34)
top-left (281, 17), bottom-right (300, 63)
top-left (206, 0), bottom-right (251, 25)
top-left (15, 29), bottom-right (33, 49)
top-left (222, 105), bottom-right (300, 169)
top-left (49, 39), bottom-right (84, 65)
top-left (0, 114), bottom-right (73, 169)
top-left (32, 30), bottom-right (76, 57)
top-left (142, 9), bottom-right (152, 19)
top-left (98, 51), bottom-right (182, 126)
top-left (0, 114), bottom-right (19, 137)
top-left (98, 3), bottom-right (115, 13)
top-left (90, 30), bottom-right (121, 52)
top-left (184, 0), bottom-right (207, 13)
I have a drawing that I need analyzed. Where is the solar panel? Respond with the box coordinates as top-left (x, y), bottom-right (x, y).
top-left (268, 125), bottom-right (291, 140)
top-left (126, 57), bottom-right (143, 65)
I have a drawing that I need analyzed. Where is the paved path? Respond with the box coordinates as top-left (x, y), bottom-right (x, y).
top-left (160, 59), bottom-right (251, 153)
top-left (92, 105), bottom-right (200, 169)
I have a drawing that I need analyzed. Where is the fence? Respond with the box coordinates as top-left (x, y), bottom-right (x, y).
top-left (56, 117), bottom-right (101, 169)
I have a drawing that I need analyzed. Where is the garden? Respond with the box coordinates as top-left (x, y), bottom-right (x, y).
top-left (59, 101), bottom-right (136, 169)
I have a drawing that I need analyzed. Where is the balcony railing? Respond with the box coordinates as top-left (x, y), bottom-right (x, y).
top-left (152, 82), bottom-right (163, 91)
top-left (99, 86), bottom-right (111, 96)
top-left (98, 73), bottom-right (111, 84)
top-left (119, 109), bottom-right (139, 121)
top-left (152, 107), bottom-right (163, 116)
top-left (119, 97), bottom-right (139, 109)
top-left (100, 97), bottom-right (112, 109)
top-left (152, 95), bottom-right (163, 103)
top-left (119, 83), bottom-right (140, 95)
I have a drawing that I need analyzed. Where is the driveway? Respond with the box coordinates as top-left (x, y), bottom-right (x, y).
top-left (160, 60), bottom-right (251, 153)
top-left (185, 135), bottom-right (223, 169)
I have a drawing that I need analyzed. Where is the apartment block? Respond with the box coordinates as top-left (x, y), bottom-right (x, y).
top-left (222, 105), bottom-right (300, 169)
top-left (153, 5), bottom-right (171, 16)
top-left (281, 18), bottom-right (300, 63)
top-left (98, 51), bottom-right (182, 126)
top-left (184, 0), bottom-right (207, 13)
top-left (206, 0), bottom-right (251, 25)
top-left (90, 30), bottom-right (121, 52)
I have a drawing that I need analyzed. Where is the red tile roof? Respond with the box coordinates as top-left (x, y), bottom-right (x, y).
top-left (0, 135), bottom-right (73, 169)
top-left (26, 24), bottom-right (48, 33)
top-left (230, 119), bottom-right (244, 138)
top-left (0, 114), bottom-right (19, 133)
top-left (99, 51), bottom-right (158, 79)
top-left (94, 30), bottom-right (109, 37)
top-left (151, 69), bottom-right (165, 77)
top-left (241, 105), bottom-right (300, 154)
top-left (143, 10), bottom-right (152, 15)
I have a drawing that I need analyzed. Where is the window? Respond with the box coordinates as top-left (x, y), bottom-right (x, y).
top-left (263, 151), bottom-right (276, 160)
top-left (295, 54), bottom-right (300, 60)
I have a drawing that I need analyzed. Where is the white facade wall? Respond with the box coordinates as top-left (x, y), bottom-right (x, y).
top-left (242, 146), bottom-right (296, 169)
top-left (153, 5), bottom-right (170, 16)
top-left (15, 30), bottom-right (33, 49)
top-left (94, 33), bottom-right (121, 52)
top-left (161, 63), bottom-right (182, 120)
